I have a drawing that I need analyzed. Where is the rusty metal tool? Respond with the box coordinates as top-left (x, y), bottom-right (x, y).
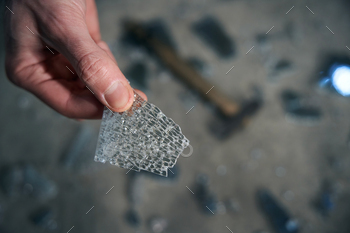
top-left (123, 20), bottom-right (262, 139)
top-left (124, 20), bottom-right (239, 117)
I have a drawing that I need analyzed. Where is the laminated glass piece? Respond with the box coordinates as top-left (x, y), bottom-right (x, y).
top-left (94, 90), bottom-right (190, 177)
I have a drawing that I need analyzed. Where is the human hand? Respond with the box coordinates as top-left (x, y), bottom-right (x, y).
top-left (4, 0), bottom-right (146, 119)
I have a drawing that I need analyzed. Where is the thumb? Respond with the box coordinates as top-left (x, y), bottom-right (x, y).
top-left (53, 23), bottom-right (133, 112)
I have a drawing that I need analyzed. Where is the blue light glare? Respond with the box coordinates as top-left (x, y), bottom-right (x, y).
top-left (331, 65), bottom-right (350, 96)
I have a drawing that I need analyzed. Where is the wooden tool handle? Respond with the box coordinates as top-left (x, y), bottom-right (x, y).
top-left (125, 21), bottom-right (240, 117)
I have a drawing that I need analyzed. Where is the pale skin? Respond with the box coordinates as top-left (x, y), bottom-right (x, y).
top-left (4, 0), bottom-right (147, 119)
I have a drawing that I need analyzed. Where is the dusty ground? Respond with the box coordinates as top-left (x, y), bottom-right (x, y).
top-left (1, 0), bottom-right (350, 232)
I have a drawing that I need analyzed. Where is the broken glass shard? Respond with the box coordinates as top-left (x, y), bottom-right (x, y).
top-left (94, 90), bottom-right (190, 177)
top-left (192, 16), bottom-right (236, 59)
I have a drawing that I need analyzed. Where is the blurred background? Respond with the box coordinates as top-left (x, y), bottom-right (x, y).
top-left (1, 0), bottom-right (350, 232)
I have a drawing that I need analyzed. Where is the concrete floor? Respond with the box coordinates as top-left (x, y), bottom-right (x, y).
top-left (1, 0), bottom-right (350, 232)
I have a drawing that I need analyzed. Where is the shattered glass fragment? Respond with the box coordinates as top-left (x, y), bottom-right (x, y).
top-left (192, 16), bottom-right (235, 58)
top-left (94, 91), bottom-right (190, 177)
top-left (140, 164), bottom-right (180, 182)
top-left (258, 189), bottom-right (299, 233)
top-left (286, 108), bottom-right (322, 124)
top-left (125, 209), bottom-right (140, 227)
top-left (30, 207), bottom-right (57, 230)
top-left (121, 18), bottom-right (177, 51)
top-left (268, 59), bottom-right (294, 82)
top-left (281, 90), bottom-right (322, 125)
top-left (194, 174), bottom-right (217, 215)
top-left (256, 34), bottom-right (270, 51)
top-left (313, 181), bottom-right (337, 217)
top-left (145, 19), bottom-right (177, 50)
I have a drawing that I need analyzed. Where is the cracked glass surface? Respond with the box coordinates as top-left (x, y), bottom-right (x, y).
top-left (94, 90), bottom-right (190, 176)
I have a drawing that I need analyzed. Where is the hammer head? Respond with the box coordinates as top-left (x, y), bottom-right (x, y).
top-left (209, 98), bottom-right (263, 140)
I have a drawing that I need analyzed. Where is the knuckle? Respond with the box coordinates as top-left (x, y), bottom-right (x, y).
top-left (77, 52), bottom-right (109, 85)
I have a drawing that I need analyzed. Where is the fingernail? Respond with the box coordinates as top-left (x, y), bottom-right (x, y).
top-left (104, 82), bottom-right (130, 110)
